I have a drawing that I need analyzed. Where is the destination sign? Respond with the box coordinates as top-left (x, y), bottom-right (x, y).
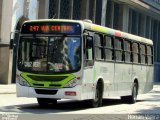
top-left (21, 22), bottom-right (81, 35)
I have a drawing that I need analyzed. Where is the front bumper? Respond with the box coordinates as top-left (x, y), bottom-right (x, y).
top-left (16, 83), bottom-right (82, 100)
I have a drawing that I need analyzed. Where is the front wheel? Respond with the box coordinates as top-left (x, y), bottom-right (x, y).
top-left (37, 98), bottom-right (57, 107)
top-left (90, 82), bottom-right (103, 108)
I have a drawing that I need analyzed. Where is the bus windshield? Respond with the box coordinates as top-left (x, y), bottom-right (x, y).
top-left (18, 36), bottom-right (81, 73)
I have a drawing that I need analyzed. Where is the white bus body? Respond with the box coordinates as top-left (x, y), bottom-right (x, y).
top-left (16, 19), bottom-right (153, 107)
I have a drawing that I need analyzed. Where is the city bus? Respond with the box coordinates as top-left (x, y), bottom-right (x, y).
top-left (15, 19), bottom-right (153, 107)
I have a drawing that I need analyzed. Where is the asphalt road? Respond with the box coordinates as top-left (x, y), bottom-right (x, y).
top-left (0, 85), bottom-right (160, 120)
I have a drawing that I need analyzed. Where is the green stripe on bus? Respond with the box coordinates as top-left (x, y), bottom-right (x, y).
top-left (91, 25), bottom-right (108, 34)
top-left (20, 72), bottom-right (75, 88)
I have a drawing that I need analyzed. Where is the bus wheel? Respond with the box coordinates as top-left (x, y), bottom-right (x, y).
top-left (121, 82), bottom-right (138, 104)
top-left (37, 98), bottom-right (57, 107)
top-left (90, 82), bottom-right (103, 108)
top-left (129, 82), bottom-right (138, 104)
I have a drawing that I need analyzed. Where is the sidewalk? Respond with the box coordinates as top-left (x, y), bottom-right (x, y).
top-left (0, 84), bottom-right (16, 94)
top-left (0, 82), bottom-right (159, 94)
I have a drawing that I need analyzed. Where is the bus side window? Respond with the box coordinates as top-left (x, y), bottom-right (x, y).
top-left (104, 36), bottom-right (114, 61)
top-left (94, 34), bottom-right (104, 60)
top-left (132, 42), bottom-right (139, 63)
top-left (140, 44), bottom-right (146, 64)
top-left (114, 37), bottom-right (123, 62)
top-left (84, 36), bottom-right (94, 66)
top-left (147, 46), bottom-right (153, 65)
top-left (124, 40), bottom-right (131, 63)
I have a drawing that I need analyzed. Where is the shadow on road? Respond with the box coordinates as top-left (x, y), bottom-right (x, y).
top-left (0, 98), bottom-right (142, 114)
top-left (0, 93), bottom-right (152, 114)
top-left (133, 94), bottom-right (160, 114)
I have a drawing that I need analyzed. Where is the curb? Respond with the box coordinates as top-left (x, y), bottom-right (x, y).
top-left (154, 82), bottom-right (160, 85)
top-left (0, 92), bottom-right (16, 94)
top-left (0, 84), bottom-right (16, 94)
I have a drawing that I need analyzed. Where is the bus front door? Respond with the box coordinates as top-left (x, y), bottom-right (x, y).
top-left (82, 35), bottom-right (94, 99)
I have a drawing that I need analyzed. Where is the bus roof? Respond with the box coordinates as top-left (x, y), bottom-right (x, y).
top-left (23, 19), bottom-right (153, 45)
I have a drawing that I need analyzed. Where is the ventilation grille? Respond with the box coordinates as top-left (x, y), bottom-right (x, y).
top-left (27, 75), bottom-right (67, 82)
top-left (35, 89), bottom-right (58, 95)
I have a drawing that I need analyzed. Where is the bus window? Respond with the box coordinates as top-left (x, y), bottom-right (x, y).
top-left (132, 42), bottom-right (139, 63)
top-left (147, 46), bottom-right (153, 65)
top-left (18, 37), bottom-right (48, 71)
top-left (104, 36), bottom-right (114, 61)
top-left (95, 34), bottom-right (104, 60)
top-left (18, 36), bottom-right (81, 72)
top-left (124, 40), bottom-right (131, 63)
top-left (84, 36), bottom-right (94, 66)
top-left (140, 44), bottom-right (146, 64)
top-left (114, 38), bottom-right (123, 62)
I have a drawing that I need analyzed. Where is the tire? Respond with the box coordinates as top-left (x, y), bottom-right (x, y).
top-left (37, 98), bottom-right (57, 107)
top-left (121, 96), bottom-right (129, 102)
top-left (121, 82), bottom-right (138, 104)
top-left (129, 82), bottom-right (138, 104)
top-left (90, 82), bottom-right (103, 108)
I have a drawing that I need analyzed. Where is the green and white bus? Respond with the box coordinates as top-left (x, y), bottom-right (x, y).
top-left (16, 19), bottom-right (153, 107)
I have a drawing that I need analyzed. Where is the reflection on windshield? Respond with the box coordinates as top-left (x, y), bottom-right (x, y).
top-left (18, 36), bottom-right (81, 73)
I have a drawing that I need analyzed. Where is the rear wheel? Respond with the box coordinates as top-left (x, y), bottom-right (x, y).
top-left (90, 82), bottom-right (103, 108)
top-left (121, 82), bottom-right (138, 104)
top-left (130, 82), bottom-right (138, 103)
top-left (37, 98), bottom-right (57, 107)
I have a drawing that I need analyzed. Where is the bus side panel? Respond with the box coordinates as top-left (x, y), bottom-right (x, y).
top-left (94, 61), bottom-right (115, 98)
top-left (82, 67), bottom-right (94, 100)
top-left (144, 66), bottom-right (153, 93)
top-left (16, 83), bottom-right (29, 97)
top-left (132, 64), bottom-right (149, 94)
top-left (115, 63), bottom-right (132, 96)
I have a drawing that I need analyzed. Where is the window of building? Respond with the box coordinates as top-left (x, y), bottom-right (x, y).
top-left (73, 0), bottom-right (81, 20)
top-left (105, 0), bottom-right (113, 28)
top-left (89, 0), bottom-right (95, 22)
top-left (152, 20), bottom-right (158, 62)
top-left (145, 16), bottom-right (151, 39)
top-left (131, 10), bottom-right (138, 35)
top-left (104, 36), bottom-right (114, 61)
top-left (49, 0), bottom-right (57, 19)
top-left (60, 0), bottom-right (70, 19)
top-left (157, 23), bottom-right (160, 62)
top-left (113, 2), bottom-right (123, 30)
top-left (95, 34), bottom-right (104, 60)
top-left (95, 0), bottom-right (102, 25)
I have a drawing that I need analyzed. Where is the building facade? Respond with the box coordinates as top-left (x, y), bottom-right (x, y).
top-left (0, 0), bottom-right (160, 84)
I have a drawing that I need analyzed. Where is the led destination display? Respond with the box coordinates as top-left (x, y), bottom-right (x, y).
top-left (21, 22), bottom-right (81, 35)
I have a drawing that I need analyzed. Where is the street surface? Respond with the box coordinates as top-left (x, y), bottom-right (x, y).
top-left (0, 85), bottom-right (159, 120)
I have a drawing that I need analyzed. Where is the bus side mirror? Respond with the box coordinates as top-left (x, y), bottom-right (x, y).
top-left (9, 31), bottom-right (19, 49)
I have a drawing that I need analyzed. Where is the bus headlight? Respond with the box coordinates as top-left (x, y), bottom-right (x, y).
top-left (64, 78), bottom-right (77, 88)
top-left (16, 75), bottom-right (30, 87)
